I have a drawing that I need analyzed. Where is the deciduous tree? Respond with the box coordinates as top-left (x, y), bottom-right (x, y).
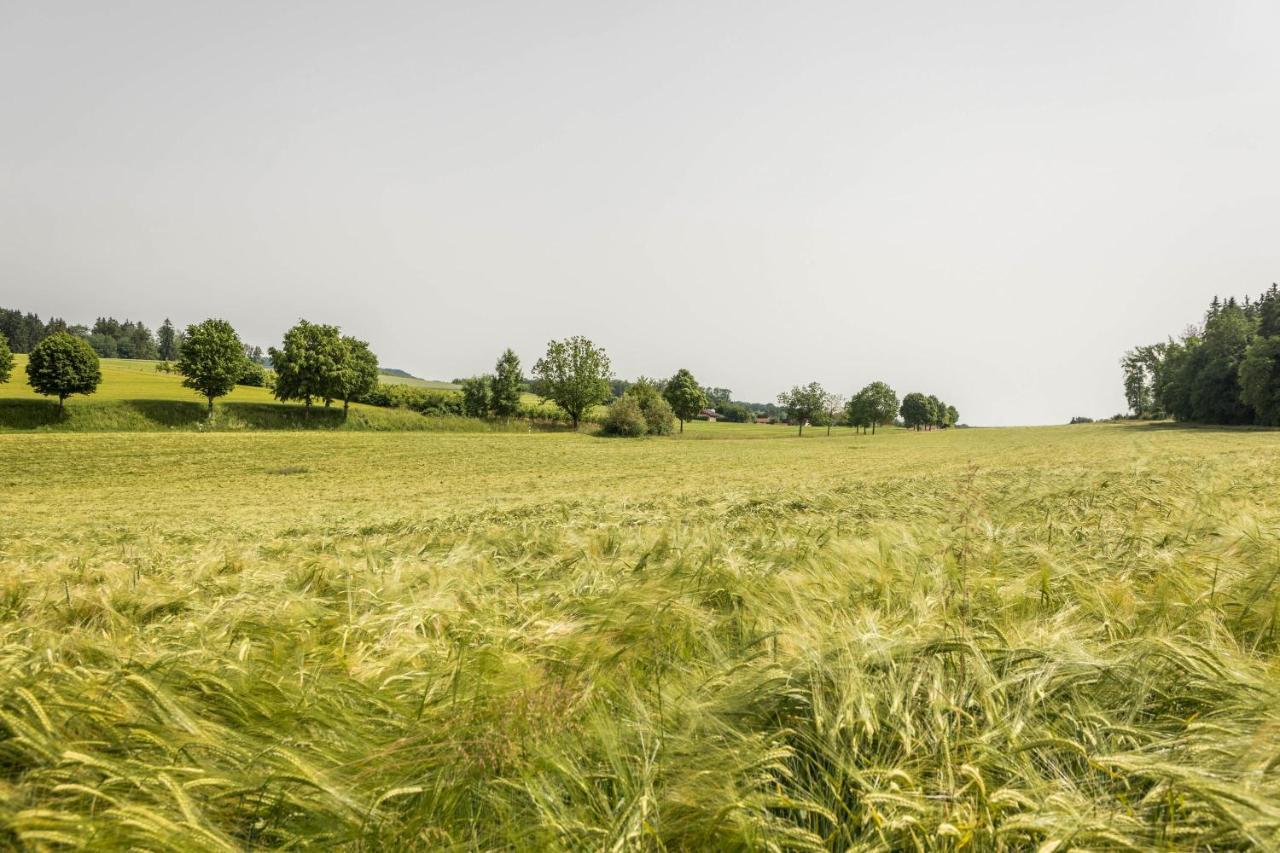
top-left (663, 369), bottom-right (706, 433)
top-left (26, 331), bottom-right (101, 411)
top-left (777, 382), bottom-right (827, 436)
top-left (178, 319), bottom-right (250, 415)
top-left (532, 336), bottom-right (612, 430)
top-left (900, 392), bottom-right (931, 430)
top-left (333, 336), bottom-right (379, 415)
top-left (269, 320), bottom-right (345, 415)
top-left (461, 375), bottom-right (493, 418)
top-left (859, 381), bottom-right (899, 434)
top-left (823, 393), bottom-right (846, 436)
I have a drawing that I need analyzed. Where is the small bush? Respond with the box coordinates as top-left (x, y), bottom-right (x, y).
top-left (640, 395), bottom-right (675, 435)
top-left (238, 362), bottom-right (271, 387)
top-left (601, 395), bottom-right (647, 437)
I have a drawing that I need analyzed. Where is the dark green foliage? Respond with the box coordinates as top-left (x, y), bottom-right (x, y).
top-left (1240, 336), bottom-right (1280, 426)
top-left (717, 402), bottom-right (754, 423)
top-left (0, 309), bottom-right (52, 352)
top-left (848, 381), bottom-right (899, 434)
top-left (601, 395), bottom-right (647, 437)
top-left (361, 384), bottom-right (465, 416)
top-left (333, 337), bottom-right (379, 414)
top-left (86, 317), bottom-right (159, 359)
top-left (86, 333), bottom-right (118, 358)
top-left (777, 382), bottom-right (827, 436)
top-left (269, 320), bottom-right (345, 413)
top-left (1130, 287), bottom-right (1280, 425)
top-left (237, 362), bottom-right (271, 388)
top-left (157, 318), bottom-right (178, 361)
top-left (625, 379), bottom-right (675, 434)
top-left (25, 332), bottom-right (101, 410)
top-left (701, 386), bottom-right (732, 409)
top-left (461, 376), bottom-right (493, 418)
top-left (663, 369), bottom-right (706, 433)
top-left (491, 349), bottom-right (523, 418)
top-left (532, 337), bottom-right (612, 430)
top-left (900, 392), bottom-right (931, 430)
top-left (0, 336), bottom-right (11, 384)
top-left (178, 319), bottom-right (251, 414)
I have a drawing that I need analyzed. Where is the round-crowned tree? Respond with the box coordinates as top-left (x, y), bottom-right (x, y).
top-left (532, 336), bottom-right (611, 430)
top-left (663, 368), bottom-right (706, 433)
top-left (26, 332), bottom-right (101, 411)
top-left (178, 319), bottom-right (250, 415)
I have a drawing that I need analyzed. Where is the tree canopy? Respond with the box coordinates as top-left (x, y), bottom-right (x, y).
top-left (532, 336), bottom-right (612, 430)
top-left (269, 320), bottom-right (345, 412)
top-left (1125, 285), bottom-right (1280, 426)
top-left (848, 381), bottom-right (899, 434)
top-left (663, 369), bottom-right (706, 433)
top-left (178, 319), bottom-right (250, 414)
top-left (0, 336), bottom-right (11, 385)
top-left (332, 336), bottom-right (379, 414)
top-left (491, 348), bottom-right (523, 418)
top-left (777, 382), bottom-right (827, 436)
top-left (26, 332), bottom-right (101, 411)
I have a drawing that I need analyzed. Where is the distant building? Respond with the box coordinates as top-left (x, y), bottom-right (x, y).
top-left (696, 407), bottom-right (718, 422)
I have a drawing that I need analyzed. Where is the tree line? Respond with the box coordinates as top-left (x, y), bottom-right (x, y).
top-left (774, 382), bottom-right (958, 436)
top-left (2, 313), bottom-right (959, 434)
top-left (0, 307), bottom-right (272, 366)
top-left (1122, 285), bottom-right (1280, 425)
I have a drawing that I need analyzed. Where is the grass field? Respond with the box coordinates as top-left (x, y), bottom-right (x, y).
top-left (0, 356), bottom-right (503, 433)
top-left (3, 423), bottom-right (1280, 849)
top-left (376, 373), bottom-right (461, 391)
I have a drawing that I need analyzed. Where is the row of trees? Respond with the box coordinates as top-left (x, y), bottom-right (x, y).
top-left (774, 382), bottom-right (958, 436)
top-left (0, 307), bottom-right (274, 365)
top-left (4, 319), bottom-right (963, 433)
top-left (1123, 286), bottom-right (1280, 425)
top-left (1, 317), bottom-right (381, 416)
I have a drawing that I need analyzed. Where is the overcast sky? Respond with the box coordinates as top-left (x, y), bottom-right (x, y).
top-left (3, 2), bottom-right (1278, 424)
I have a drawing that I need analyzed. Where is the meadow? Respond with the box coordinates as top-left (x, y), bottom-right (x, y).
top-left (2, 422), bottom-right (1280, 849)
top-left (0, 357), bottom-right (529, 433)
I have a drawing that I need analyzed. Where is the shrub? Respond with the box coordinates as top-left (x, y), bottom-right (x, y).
top-left (601, 395), bottom-right (647, 437)
top-left (461, 376), bottom-right (493, 417)
top-left (360, 383), bottom-right (464, 416)
top-left (639, 395), bottom-right (675, 435)
top-left (238, 362), bottom-right (270, 387)
top-left (718, 402), bottom-right (753, 423)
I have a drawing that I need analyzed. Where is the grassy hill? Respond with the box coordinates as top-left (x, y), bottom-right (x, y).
top-left (376, 372), bottom-right (461, 390)
top-left (0, 355), bottom-right (477, 432)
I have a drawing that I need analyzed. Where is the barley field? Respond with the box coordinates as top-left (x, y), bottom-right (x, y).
top-left (3, 423), bottom-right (1280, 850)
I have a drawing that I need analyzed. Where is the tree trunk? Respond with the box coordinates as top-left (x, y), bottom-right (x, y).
top-left (872, 422), bottom-right (876, 435)
top-left (679, 418), bottom-right (684, 433)
top-left (827, 422), bottom-right (832, 436)
top-left (58, 394), bottom-right (66, 412)
top-left (344, 398), bottom-right (350, 416)
top-left (207, 395), bottom-right (214, 416)
top-left (798, 421), bottom-right (804, 437)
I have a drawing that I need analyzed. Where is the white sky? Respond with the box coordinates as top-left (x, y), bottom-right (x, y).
top-left (3, 1), bottom-right (1278, 424)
